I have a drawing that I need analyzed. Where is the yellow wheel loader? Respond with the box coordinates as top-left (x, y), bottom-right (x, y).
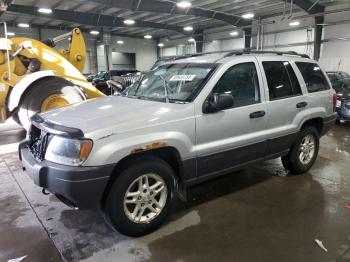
top-left (0, 22), bottom-right (105, 129)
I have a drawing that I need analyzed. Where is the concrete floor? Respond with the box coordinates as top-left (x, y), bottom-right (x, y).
top-left (1, 121), bottom-right (350, 262)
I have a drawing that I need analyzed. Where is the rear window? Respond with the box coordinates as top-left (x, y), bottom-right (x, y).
top-left (296, 62), bottom-right (330, 93)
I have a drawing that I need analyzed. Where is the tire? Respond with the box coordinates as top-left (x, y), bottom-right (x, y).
top-left (105, 157), bottom-right (175, 236)
top-left (15, 77), bottom-right (85, 130)
top-left (281, 126), bottom-right (320, 174)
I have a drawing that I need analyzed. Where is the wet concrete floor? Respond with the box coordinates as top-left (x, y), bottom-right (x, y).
top-left (1, 122), bottom-right (350, 262)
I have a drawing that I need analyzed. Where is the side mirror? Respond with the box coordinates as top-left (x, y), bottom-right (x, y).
top-left (203, 93), bottom-right (234, 113)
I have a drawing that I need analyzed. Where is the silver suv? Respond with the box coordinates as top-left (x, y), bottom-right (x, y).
top-left (19, 50), bottom-right (337, 236)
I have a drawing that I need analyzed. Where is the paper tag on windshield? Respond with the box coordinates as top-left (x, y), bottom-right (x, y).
top-left (170, 75), bottom-right (196, 81)
top-left (0, 83), bottom-right (6, 92)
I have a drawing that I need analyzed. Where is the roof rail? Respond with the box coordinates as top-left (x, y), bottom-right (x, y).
top-left (161, 49), bottom-right (310, 61)
top-left (224, 49), bottom-right (310, 58)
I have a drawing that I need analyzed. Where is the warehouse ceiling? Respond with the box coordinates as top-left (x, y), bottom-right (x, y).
top-left (1, 0), bottom-right (349, 39)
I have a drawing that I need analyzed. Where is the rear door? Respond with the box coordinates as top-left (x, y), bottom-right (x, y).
top-left (257, 58), bottom-right (307, 156)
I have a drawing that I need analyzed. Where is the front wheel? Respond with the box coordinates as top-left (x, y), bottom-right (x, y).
top-left (15, 77), bottom-right (85, 130)
top-left (105, 158), bottom-right (174, 236)
top-left (281, 126), bottom-right (320, 174)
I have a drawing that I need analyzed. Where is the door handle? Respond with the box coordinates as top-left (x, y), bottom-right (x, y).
top-left (249, 110), bottom-right (266, 118)
top-left (296, 102), bottom-right (308, 108)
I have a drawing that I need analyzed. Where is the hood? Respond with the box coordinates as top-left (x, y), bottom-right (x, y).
top-left (39, 96), bottom-right (193, 136)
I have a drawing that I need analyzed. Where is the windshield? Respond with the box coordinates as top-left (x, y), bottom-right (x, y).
top-left (124, 63), bottom-right (216, 103)
top-left (150, 59), bottom-right (170, 70)
top-left (327, 73), bottom-right (340, 82)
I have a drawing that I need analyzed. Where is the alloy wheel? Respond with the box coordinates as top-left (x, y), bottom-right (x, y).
top-left (123, 173), bottom-right (168, 224)
top-left (298, 134), bottom-right (316, 165)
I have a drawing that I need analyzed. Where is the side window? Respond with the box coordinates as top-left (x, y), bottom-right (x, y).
top-left (295, 62), bottom-right (330, 93)
top-left (285, 62), bottom-right (302, 95)
top-left (213, 62), bottom-right (260, 107)
top-left (262, 61), bottom-right (301, 100)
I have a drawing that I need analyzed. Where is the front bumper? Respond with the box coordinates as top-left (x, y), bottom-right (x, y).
top-left (19, 141), bottom-right (115, 209)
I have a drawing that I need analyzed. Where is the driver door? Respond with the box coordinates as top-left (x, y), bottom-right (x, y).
top-left (194, 57), bottom-right (268, 178)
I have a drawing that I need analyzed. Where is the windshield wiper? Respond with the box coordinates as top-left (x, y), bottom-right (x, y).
top-left (157, 75), bottom-right (171, 103)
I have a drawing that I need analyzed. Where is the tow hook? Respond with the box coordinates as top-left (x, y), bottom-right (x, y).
top-left (42, 188), bottom-right (50, 195)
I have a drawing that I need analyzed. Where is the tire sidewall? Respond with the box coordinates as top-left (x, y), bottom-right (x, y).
top-left (106, 158), bottom-right (175, 236)
top-left (17, 77), bottom-right (84, 130)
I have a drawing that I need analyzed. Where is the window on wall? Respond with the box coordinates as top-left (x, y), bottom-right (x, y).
top-left (296, 62), bottom-right (330, 93)
top-left (262, 61), bottom-right (302, 100)
top-left (111, 52), bottom-right (136, 69)
top-left (213, 62), bottom-right (260, 107)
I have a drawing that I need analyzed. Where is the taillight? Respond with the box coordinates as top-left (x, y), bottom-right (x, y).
top-left (333, 93), bottom-right (337, 112)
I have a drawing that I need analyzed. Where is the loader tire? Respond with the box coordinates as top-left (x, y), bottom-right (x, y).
top-left (16, 77), bottom-right (85, 130)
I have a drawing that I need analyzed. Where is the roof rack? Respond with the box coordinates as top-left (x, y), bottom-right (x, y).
top-left (224, 49), bottom-right (310, 58)
top-left (160, 49), bottom-right (310, 61)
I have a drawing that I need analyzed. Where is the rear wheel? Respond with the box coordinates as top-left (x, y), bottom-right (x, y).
top-left (281, 126), bottom-right (320, 174)
top-left (105, 157), bottom-right (174, 236)
top-left (15, 77), bottom-right (85, 130)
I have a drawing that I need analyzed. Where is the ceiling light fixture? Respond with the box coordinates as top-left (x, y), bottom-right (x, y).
top-left (177, 1), bottom-right (192, 8)
top-left (117, 40), bottom-right (124, 44)
top-left (6, 32), bottom-right (15, 36)
top-left (188, 38), bottom-right (195, 42)
top-left (144, 34), bottom-right (152, 39)
top-left (183, 26), bottom-right (193, 31)
top-left (242, 13), bottom-right (254, 19)
top-left (123, 19), bottom-right (135, 25)
top-left (90, 30), bottom-right (100, 35)
top-left (158, 43), bottom-right (164, 47)
top-left (18, 23), bottom-right (30, 28)
top-left (38, 8), bottom-right (52, 14)
top-left (230, 31), bottom-right (238, 36)
top-left (289, 21), bottom-right (300, 27)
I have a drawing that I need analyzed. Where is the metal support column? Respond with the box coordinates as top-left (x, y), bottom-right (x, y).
top-left (194, 30), bottom-right (204, 53)
top-left (38, 27), bottom-right (42, 41)
top-left (314, 16), bottom-right (324, 61)
top-left (244, 28), bottom-right (252, 49)
top-left (156, 39), bottom-right (161, 58)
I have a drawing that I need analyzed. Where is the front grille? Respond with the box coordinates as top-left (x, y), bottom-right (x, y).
top-left (122, 75), bottom-right (141, 87)
top-left (29, 125), bottom-right (51, 161)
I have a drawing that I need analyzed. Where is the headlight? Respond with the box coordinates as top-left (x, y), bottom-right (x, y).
top-left (45, 136), bottom-right (93, 166)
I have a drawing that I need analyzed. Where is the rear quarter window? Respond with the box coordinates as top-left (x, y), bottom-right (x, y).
top-left (296, 62), bottom-right (330, 93)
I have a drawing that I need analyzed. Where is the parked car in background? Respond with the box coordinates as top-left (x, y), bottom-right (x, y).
top-left (20, 50), bottom-right (336, 236)
top-left (326, 71), bottom-right (350, 123)
top-left (86, 71), bottom-right (104, 82)
top-left (92, 69), bottom-right (139, 84)
top-left (84, 73), bottom-right (95, 82)
top-left (327, 71), bottom-right (350, 91)
top-left (92, 69), bottom-right (140, 94)
top-left (335, 85), bottom-right (350, 123)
